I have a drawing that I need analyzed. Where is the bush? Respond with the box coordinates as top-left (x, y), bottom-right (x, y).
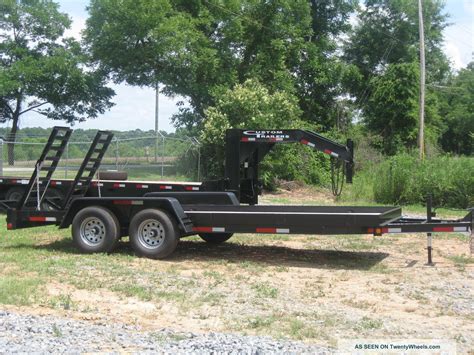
top-left (200, 79), bottom-right (334, 189)
top-left (372, 154), bottom-right (473, 208)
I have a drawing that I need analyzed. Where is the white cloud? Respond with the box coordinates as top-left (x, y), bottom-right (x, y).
top-left (463, 0), bottom-right (474, 15)
top-left (64, 16), bottom-right (86, 40)
top-left (443, 24), bottom-right (473, 70)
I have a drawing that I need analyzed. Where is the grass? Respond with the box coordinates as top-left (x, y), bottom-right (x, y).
top-left (353, 316), bottom-right (383, 331)
top-left (251, 282), bottom-right (278, 298)
top-left (447, 255), bottom-right (474, 265)
top-left (0, 275), bottom-right (43, 306)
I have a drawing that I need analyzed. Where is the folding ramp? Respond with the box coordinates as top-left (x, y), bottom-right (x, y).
top-left (16, 126), bottom-right (72, 210)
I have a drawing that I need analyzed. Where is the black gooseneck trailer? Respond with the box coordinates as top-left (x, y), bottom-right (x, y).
top-left (3, 127), bottom-right (473, 260)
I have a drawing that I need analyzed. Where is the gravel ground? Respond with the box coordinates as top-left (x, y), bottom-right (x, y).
top-left (0, 310), bottom-right (330, 354)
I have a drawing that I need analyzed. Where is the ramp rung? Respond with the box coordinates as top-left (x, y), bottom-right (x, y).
top-left (44, 156), bottom-right (60, 162)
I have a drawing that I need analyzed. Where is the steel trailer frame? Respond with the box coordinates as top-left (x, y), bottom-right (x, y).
top-left (3, 127), bottom-right (473, 261)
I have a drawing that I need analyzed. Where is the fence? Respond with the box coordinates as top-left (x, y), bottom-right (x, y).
top-left (0, 132), bottom-right (201, 182)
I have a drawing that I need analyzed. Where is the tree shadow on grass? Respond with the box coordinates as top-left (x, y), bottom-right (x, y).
top-left (7, 238), bottom-right (389, 271)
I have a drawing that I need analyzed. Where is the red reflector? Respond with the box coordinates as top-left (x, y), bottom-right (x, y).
top-left (7, 223), bottom-right (13, 230)
top-left (433, 227), bottom-right (453, 232)
top-left (324, 149), bottom-right (332, 155)
top-left (29, 216), bottom-right (46, 222)
top-left (256, 228), bottom-right (276, 233)
top-left (241, 137), bottom-right (249, 142)
top-left (193, 227), bottom-right (212, 233)
top-left (367, 228), bottom-right (374, 233)
top-left (300, 139), bottom-right (309, 145)
top-left (113, 200), bottom-right (132, 205)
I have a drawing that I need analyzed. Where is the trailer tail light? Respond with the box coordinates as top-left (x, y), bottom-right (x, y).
top-left (159, 185), bottom-right (172, 190)
top-left (256, 228), bottom-right (290, 234)
top-left (113, 183), bottom-right (126, 188)
top-left (185, 186), bottom-right (200, 191)
top-left (50, 181), bottom-right (62, 186)
top-left (113, 200), bottom-right (144, 205)
top-left (136, 184), bottom-right (149, 189)
top-left (241, 137), bottom-right (256, 142)
top-left (29, 216), bottom-right (57, 222)
top-left (192, 226), bottom-right (225, 233)
top-left (91, 182), bottom-right (104, 187)
top-left (7, 223), bottom-right (13, 230)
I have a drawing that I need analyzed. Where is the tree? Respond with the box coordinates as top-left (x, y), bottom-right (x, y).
top-left (84, 0), bottom-right (356, 131)
top-left (343, 0), bottom-right (449, 152)
top-left (437, 63), bottom-right (474, 155)
top-left (0, 0), bottom-right (114, 164)
top-left (365, 63), bottom-right (419, 154)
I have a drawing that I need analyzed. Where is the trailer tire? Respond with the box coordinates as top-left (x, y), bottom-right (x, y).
top-left (129, 209), bottom-right (179, 259)
top-left (72, 206), bottom-right (120, 254)
top-left (199, 233), bottom-right (233, 244)
top-left (5, 187), bottom-right (25, 203)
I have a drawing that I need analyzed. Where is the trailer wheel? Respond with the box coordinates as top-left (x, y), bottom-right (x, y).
top-left (129, 209), bottom-right (179, 259)
top-left (72, 206), bottom-right (120, 253)
top-left (5, 187), bottom-right (25, 203)
top-left (199, 233), bottom-right (233, 244)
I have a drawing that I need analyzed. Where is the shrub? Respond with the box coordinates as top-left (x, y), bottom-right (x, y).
top-left (372, 154), bottom-right (473, 208)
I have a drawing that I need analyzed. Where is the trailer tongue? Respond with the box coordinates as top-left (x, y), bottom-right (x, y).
top-left (3, 127), bottom-right (473, 261)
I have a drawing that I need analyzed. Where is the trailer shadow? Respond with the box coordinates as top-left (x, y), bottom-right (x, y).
top-left (170, 240), bottom-right (389, 270)
top-left (9, 239), bottom-right (389, 270)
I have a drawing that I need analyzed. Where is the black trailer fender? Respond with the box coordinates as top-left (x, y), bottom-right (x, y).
top-left (60, 197), bottom-right (193, 235)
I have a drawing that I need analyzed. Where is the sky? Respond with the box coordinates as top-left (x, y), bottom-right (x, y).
top-left (5, 0), bottom-right (474, 133)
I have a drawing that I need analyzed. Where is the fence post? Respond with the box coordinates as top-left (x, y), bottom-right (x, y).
top-left (115, 138), bottom-right (119, 171)
top-left (155, 133), bottom-right (159, 164)
top-left (0, 139), bottom-right (3, 176)
top-left (161, 136), bottom-right (165, 178)
top-left (65, 142), bottom-right (69, 179)
top-left (193, 137), bottom-right (201, 181)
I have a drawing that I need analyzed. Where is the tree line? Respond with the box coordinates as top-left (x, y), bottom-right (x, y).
top-left (1, 0), bottom-right (472, 174)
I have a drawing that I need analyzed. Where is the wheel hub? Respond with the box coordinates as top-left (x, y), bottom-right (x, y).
top-left (80, 217), bottom-right (106, 246)
top-left (137, 219), bottom-right (165, 249)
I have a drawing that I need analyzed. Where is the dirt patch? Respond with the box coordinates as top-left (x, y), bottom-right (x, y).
top-left (262, 185), bottom-right (336, 204)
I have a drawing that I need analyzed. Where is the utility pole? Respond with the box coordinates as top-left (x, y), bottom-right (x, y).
top-left (418, 0), bottom-right (425, 160)
top-left (154, 82), bottom-right (159, 163)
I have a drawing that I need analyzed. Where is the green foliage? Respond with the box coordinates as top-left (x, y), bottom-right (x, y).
top-left (365, 63), bottom-right (419, 154)
top-left (85, 0), bottom-right (356, 129)
top-left (201, 79), bottom-right (330, 188)
top-left (437, 62), bottom-right (474, 155)
top-left (344, 0), bottom-right (450, 155)
top-left (0, 0), bottom-right (114, 163)
top-left (372, 154), bottom-right (474, 208)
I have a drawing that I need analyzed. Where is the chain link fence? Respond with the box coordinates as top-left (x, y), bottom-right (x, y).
top-left (0, 131), bottom-right (201, 182)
